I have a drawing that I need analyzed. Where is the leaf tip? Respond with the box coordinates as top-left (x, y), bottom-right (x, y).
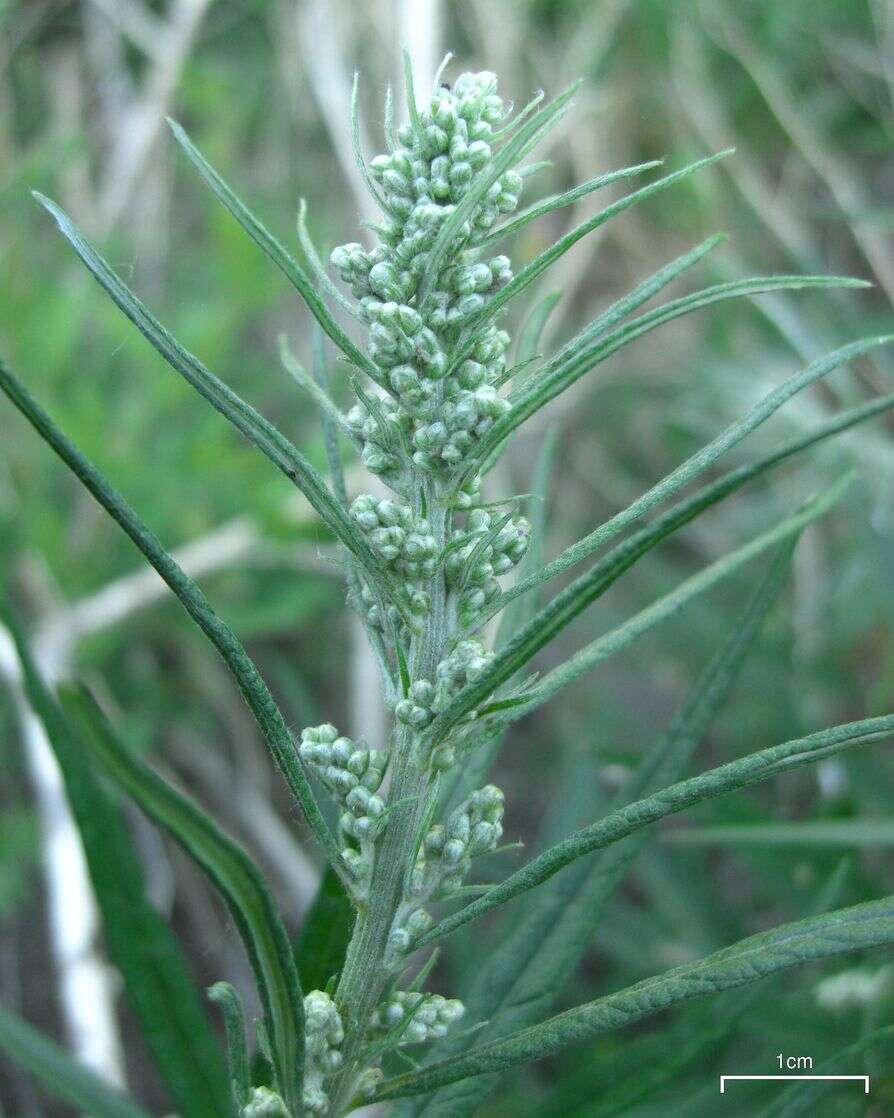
top-left (207, 981), bottom-right (230, 1003)
top-left (165, 117), bottom-right (187, 144)
top-left (31, 191), bottom-right (65, 228)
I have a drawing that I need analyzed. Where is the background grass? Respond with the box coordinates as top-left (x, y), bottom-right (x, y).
top-left (1, 1), bottom-right (893, 1114)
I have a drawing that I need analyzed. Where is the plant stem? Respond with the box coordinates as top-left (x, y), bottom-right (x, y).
top-left (328, 479), bottom-right (451, 1116)
top-left (330, 742), bottom-right (430, 1114)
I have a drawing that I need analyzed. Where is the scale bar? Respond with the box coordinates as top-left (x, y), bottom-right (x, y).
top-left (720, 1075), bottom-right (869, 1094)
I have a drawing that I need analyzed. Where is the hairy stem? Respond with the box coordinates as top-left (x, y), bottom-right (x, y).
top-left (330, 480), bottom-right (451, 1114)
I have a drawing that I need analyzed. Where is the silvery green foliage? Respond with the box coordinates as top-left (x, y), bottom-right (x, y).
top-left (350, 494), bottom-right (437, 619)
top-left (445, 509), bottom-right (531, 626)
top-left (370, 992), bottom-right (465, 1046)
top-left (389, 785), bottom-right (505, 959)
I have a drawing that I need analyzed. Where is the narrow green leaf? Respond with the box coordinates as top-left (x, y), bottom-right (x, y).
top-left (396, 639), bottom-right (412, 696)
top-left (294, 867), bottom-right (355, 992)
top-left (310, 336), bottom-right (398, 700)
top-left (562, 863), bottom-right (849, 1118)
top-left (296, 198), bottom-right (363, 319)
top-left (496, 334), bottom-right (894, 609)
top-left (402, 49), bottom-right (422, 134)
top-left (278, 334), bottom-right (356, 438)
top-left (489, 387), bottom-right (894, 649)
top-left (208, 983), bottom-right (251, 1111)
top-left (491, 90), bottom-right (545, 141)
top-left (377, 895), bottom-right (894, 1099)
top-left (417, 81), bottom-right (581, 309)
top-left (432, 51), bottom-right (453, 92)
top-left (166, 120), bottom-right (378, 378)
top-left (67, 688), bottom-right (305, 1116)
top-left (0, 356), bottom-right (346, 878)
top-left (350, 73), bottom-right (392, 214)
top-left (457, 150), bottom-right (736, 351)
top-left (474, 159), bottom-right (664, 250)
top-left (518, 159), bottom-right (552, 180)
top-left (383, 84), bottom-right (397, 151)
top-left (466, 276), bottom-right (875, 476)
top-left (494, 426), bottom-right (558, 651)
top-left (667, 820), bottom-right (894, 846)
top-left (0, 1007), bottom-right (152, 1118)
top-left (419, 715), bottom-right (894, 946)
top-left (425, 471), bottom-right (850, 744)
top-left (507, 480), bottom-right (849, 722)
top-left (552, 232), bottom-right (725, 360)
top-left (3, 614), bottom-right (231, 1118)
top-left (397, 548), bottom-right (792, 1118)
top-left (31, 195), bottom-right (403, 608)
top-left (311, 330), bottom-right (350, 507)
top-left (515, 291), bottom-right (562, 369)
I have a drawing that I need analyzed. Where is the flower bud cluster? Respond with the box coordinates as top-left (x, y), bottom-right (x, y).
top-left (302, 991), bottom-right (344, 1115)
top-left (351, 494), bottom-right (437, 619)
top-left (369, 991), bottom-right (465, 1046)
top-left (393, 640), bottom-right (495, 768)
top-left (446, 508), bottom-right (531, 625)
top-left (344, 391), bottom-right (408, 480)
top-left (388, 785), bottom-right (504, 959)
top-left (434, 637), bottom-right (495, 717)
top-left (415, 784), bottom-right (505, 896)
top-left (331, 71), bottom-right (525, 478)
top-left (298, 724), bottom-right (388, 890)
top-left (394, 679), bottom-right (436, 729)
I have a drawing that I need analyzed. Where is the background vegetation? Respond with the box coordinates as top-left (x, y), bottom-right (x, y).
top-left (1, 0), bottom-right (893, 1114)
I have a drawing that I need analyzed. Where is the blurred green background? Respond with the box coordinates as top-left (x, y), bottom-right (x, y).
top-left (1, 0), bottom-right (893, 1114)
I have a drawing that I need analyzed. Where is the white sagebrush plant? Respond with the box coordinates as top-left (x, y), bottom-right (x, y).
top-left (2, 54), bottom-right (894, 1118)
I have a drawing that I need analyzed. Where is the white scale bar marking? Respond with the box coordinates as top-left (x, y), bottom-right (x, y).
top-left (720, 1075), bottom-right (869, 1094)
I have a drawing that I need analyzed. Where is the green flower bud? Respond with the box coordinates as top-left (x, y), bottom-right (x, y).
top-left (361, 443), bottom-right (399, 475)
top-left (474, 205), bottom-right (498, 230)
top-left (406, 908), bottom-right (433, 936)
top-left (396, 304), bottom-right (422, 335)
top-left (388, 926), bottom-right (412, 954)
top-left (461, 262), bottom-right (494, 294)
top-left (449, 160), bottom-right (473, 186)
top-left (355, 1067), bottom-right (384, 1098)
top-left (432, 99), bottom-right (456, 130)
top-left (431, 744), bottom-right (456, 770)
top-left (382, 168), bottom-right (410, 194)
top-left (468, 139), bottom-right (491, 167)
top-left (341, 848), bottom-right (368, 879)
top-left (367, 260), bottom-right (402, 299)
top-left (395, 698), bottom-right (432, 727)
